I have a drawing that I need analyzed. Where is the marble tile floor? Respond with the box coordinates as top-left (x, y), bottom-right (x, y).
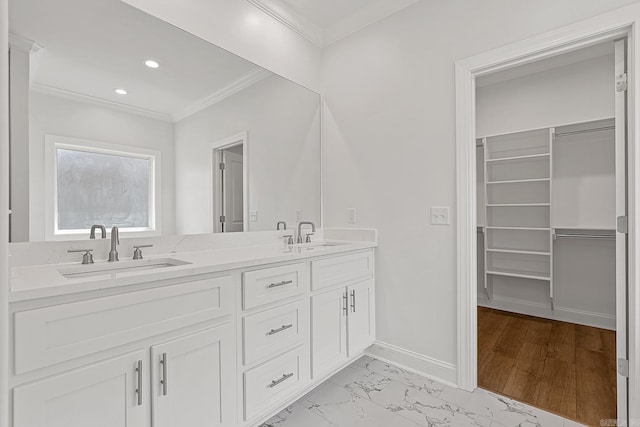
top-left (261, 356), bottom-right (586, 427)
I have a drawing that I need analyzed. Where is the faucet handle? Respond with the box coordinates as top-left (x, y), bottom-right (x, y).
top-left (305, 233), bottom-right (314, 243)
top-left (282, 234), bottom-right (294, 245)
top-left (68, 249), bottom-right (94, 265)
top-left (132, 244), bottom-right (153, 260)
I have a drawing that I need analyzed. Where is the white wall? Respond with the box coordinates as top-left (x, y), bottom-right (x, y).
top-left (321, 0), bottom-right (640, 371)
top-left (121, 0), bottom-right (321, 93)
top-left (28, 91), bottom-right (176, 240)
top-left (476, 55), bottom-right (614, 137)
top-left (174, 75), bottom-right (321, 234)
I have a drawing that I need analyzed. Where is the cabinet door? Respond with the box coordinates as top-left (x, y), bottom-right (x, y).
top-left (347, 279), bottom-right (374, 356)
top-left (14, 350), bottom-right (149, 427)
top-left (151, 324), bottom-right (236, 427)
top-left (311, 288), bottom-right (348, 379)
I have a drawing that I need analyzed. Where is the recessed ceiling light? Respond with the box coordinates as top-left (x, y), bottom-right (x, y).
top-left (114, 88), bottom-right (128, 95)
top-left (145, 60), bottom-right (159, 69)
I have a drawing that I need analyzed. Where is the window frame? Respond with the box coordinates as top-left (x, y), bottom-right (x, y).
top-left (44, 134), bottom-right (162, 240)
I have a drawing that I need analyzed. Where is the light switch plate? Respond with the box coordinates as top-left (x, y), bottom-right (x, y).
top-left (347, 208), bottom-right (357, 224)
top-left (250, 210), bottom-right (258, 222)
top-left (431, 207), bottom-right (450, 225)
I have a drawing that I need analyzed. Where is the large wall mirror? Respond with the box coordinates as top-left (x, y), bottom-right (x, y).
top-left (8, 0), bottom-right (321, 242)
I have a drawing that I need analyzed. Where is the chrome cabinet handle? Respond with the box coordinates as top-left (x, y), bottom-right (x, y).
top-left (268, 280), bottom-right (293, 288)
top-left (268, 373), bottom-right (294, 388)
top-left (343, 292), bottom-right (348, 316)
top-left (135, 360), bottom-right (143, 406)
top-left (350, 290), bottom-right (356, 312)
top-left (160, 352), bottom-right (168, 396)
top-left (267, 324), bottom-right (294, 336)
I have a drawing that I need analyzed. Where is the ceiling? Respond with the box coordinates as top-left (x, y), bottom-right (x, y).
top-left (9, 0), bottom-right (269, 122)
top-left (248, 0), bottom-right (422, 46)
top-left (279, 0), bottom-right (377, 28)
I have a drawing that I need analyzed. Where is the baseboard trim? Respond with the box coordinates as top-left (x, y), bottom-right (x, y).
top-left (478, 295), bottom-right (616, 330)
top-left (365, 340), bottom-right (457, 387)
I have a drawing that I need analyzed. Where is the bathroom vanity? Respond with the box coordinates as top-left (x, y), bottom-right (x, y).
top-left (8, 237), bottom-right (376, 427)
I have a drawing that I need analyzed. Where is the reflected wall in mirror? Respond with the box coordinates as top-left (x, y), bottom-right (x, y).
top-left (8, 0), bottom-right (321, 242)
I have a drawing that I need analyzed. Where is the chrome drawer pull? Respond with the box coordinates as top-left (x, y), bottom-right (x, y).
top-left (350, 290), bottom-right (356, 312)
top-left (160, 352), bottom-right (168, 396)
top-left (343, 292), bottom-right (348, 315)
top-left (135, 360), bottom-right (143, 406)
top-left (268, 372), bottom-right (294, 388)
top-left (267, 324), bottom-right (294, 336)
top-left (267, 280), bottom-right (293, 288)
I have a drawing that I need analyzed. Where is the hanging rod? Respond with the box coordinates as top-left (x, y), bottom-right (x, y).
top-left (555, 126), bottom-right (615, 138)
top-left (553, 233), bottom-right (615, 240)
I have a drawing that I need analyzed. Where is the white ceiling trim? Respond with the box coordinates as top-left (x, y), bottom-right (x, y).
top-left (30, 83), bottom-right (173, 123)
top-left (172, 68), bottom-right (271, 122)
top-left (246, 0), bottom-right (323, 47)
top-left (246, 0), bottom-right (421, 47)
top-left (323, 0), bottom-right (421, 46)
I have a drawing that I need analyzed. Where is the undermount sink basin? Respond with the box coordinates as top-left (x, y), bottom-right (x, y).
top-left (58, 258), bottom-right (191, 279)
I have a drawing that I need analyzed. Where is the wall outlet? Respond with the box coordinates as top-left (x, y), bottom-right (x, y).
top-left (431, 207), bottom-right (450, 225)
top-left (250, 210), bottom-right (258, 222)
top-left (296, 209), bottom-right (302, 221)
top-left (347, 208), bottom-right (357, 224)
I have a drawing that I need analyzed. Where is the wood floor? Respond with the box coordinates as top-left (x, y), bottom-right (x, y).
top-left (478, 307), bottom-right (617, 426)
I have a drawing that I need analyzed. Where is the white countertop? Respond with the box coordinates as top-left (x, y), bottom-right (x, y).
top-left (10, 240), bottom-right (376, 302)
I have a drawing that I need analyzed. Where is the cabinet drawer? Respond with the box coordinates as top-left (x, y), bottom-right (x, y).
top-left (243, 263), bottom-right (306, 310)
top-left (243, 300), bottom-right (307, 366)
top-left (311, 251), bottom-right (373, 291)
top-left (14, 276), bottom-right (232, 374)
top-left (243, 345), bottom-right (308, 421)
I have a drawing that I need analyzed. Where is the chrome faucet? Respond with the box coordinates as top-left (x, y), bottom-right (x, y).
top-left (90, 224), bottom-right (106, 239)
top-left (277, 221), bottom-right (287, 230)
top-left (297, 221), bottom-right (316, 243)
top-left (108, 226), bottom-right (119, 262)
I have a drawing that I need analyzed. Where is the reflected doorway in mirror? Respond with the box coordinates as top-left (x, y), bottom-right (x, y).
top-left (211, 132), bottom-right (248, 233)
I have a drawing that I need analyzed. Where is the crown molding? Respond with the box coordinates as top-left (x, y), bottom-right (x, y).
top-left (246, 0), bottom-right (421, 47)
top-left (31, 83), bottom-right (173, 123)
top-left (323, 0), bottom-right (421, 46)
top-left (172, 68), bottom-right (271, 122)
top-left (9, 33), bottom-right (42, 54)
top-left (246, 0), bottom-right (323, 47)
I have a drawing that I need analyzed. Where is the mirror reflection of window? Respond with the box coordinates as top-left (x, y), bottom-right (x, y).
top-left (56, 148), bottom-right (151, 231)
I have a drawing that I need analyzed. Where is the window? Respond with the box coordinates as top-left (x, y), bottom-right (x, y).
top-left (45, 135), bottom-right (161, 239)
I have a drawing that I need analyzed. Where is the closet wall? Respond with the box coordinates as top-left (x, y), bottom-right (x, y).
top-left (476, 50), bottom-right (616, 329)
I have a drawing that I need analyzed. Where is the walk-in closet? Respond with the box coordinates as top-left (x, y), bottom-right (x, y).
top-left (475, 40), bottom-right (625, 425)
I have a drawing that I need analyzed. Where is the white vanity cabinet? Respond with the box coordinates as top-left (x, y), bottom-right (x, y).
top-left (10, 274), bottom-right (236, 427)
top-left (13, 349), bottom-right (150, 427)
top-left (310, 251), bottom-right (375, 379)
top-left (151, 324), bottom-right (236, 427)
top-left (10, 246), bottom-right (376, 427)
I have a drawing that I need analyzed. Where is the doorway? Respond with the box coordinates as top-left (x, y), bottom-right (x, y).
top-left (455, 17), bottom-right (635, 426)
top-left (474, 40), bottom-right (624, 425)
top-left (210, 132), bottom-right (248, 233)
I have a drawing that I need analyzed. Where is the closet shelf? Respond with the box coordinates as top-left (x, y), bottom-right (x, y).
top-left (487, 203), bottom-right (550, 207)
top-left (486, 268), bottom-right (551, 281)
top-left (486, 248), bottom-right (551, 256)
top-left (486, 178), bottom-right (550, 185)
top-left (486, 153), bottom-right (550, 163)
top-left (485, 226), bottom-right (551, 231)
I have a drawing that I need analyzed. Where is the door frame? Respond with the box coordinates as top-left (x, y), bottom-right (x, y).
top-left (455, 4), bottom-right (640, 421)
top-left (210, 132), bottom-right (249, 233)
